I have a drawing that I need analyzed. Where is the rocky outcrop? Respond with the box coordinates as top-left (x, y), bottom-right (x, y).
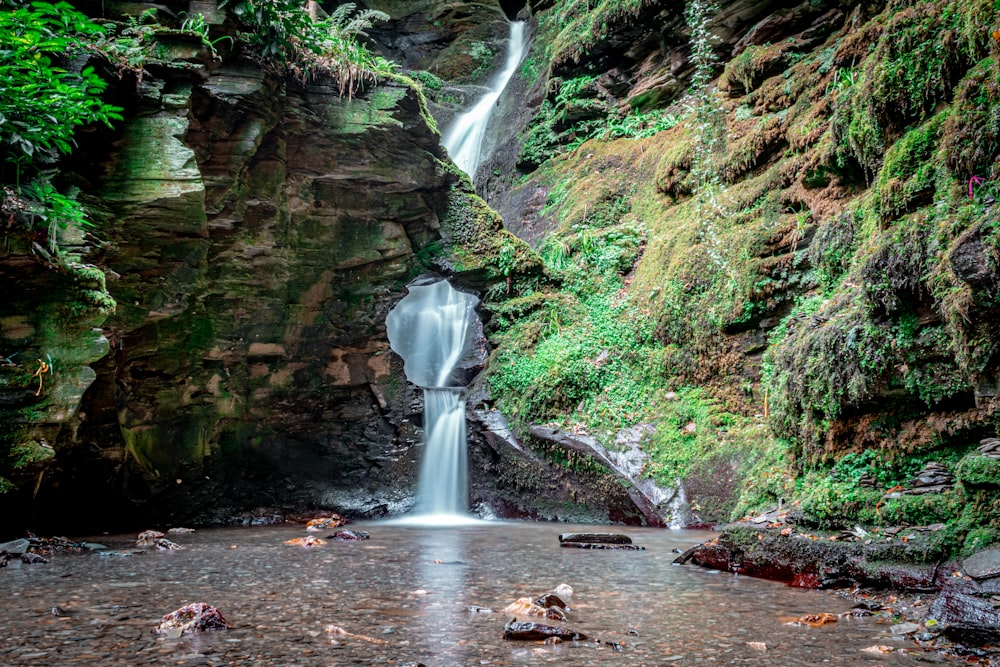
top-left (678, 526), bottom-right (1000, 650)
top-left (3, 37), bottom-right (494, 531)
top-left (8, 59), bottom-right (461, 532)
top-left (2, 0), bottom-right (666, 534)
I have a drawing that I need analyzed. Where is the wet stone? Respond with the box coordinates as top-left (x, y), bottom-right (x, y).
top-left (327, 530), bottom-right (370, 541)
top-left (560, 542), bottom-right (645, 550)
top-left (0, 538), bottom-right (30, 554)
top-left (963, 547), bottom-right (1000, 579)
top-left (503, 619), bottom-right (587, 641)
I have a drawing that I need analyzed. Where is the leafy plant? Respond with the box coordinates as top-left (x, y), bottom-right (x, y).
top-left (221, 0), bottom-right (393, 96)
top-left (0, 1), bottom-right (123, 242)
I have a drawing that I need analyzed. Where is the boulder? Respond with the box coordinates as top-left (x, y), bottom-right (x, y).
top-left (502, 597), bottom-right (566, 621)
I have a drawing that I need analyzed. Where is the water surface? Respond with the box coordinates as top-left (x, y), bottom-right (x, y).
top-left (0, 522), bottom-right (944, 665)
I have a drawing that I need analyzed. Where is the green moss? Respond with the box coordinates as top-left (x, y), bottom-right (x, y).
top-left (942, 58), bottom-right (1000, 180)
top-left (956, 453), bottom-right (1000, 487)
top-left (543, 0), bottom-right (647, 72)
top-left (9, 440), bottom-right (54, 468)
top-left (962, 526), bottom-right (1000, 556)
top-left (441, 182), bottom-right (541, 282)
top-left (724, 42), bottom-right (798, 94)
top-left (654, 130), bottom-right (694, 199)
top-left (871, 111), bottom-right (946, 223)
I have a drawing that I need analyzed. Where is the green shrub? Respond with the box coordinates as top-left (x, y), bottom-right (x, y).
top-left (0, 1), bottom-right (123, 242)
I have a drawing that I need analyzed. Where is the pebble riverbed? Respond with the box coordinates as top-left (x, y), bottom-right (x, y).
top-left (0, 521), bottom-right (954, 666)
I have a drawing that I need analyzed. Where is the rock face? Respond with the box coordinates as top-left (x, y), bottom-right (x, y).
top-left (35, 65), bottom-right (455, 531)
top-left (0, 2), bottom-right (661, 533)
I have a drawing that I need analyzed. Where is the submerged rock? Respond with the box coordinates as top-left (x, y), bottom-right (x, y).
top-left (327, 530), bottom-right (370, 541)
top-left (285, 536), bottom-right (326, 547)
top-left (503, 619), bottom-right (587, 641)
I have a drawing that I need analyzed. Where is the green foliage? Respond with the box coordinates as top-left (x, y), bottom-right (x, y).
top-left (830, 0), bottom-right (998, 179)
top-left (941, 58), bottom-right (1000, 180)
top-left (0, 1), bottom-right (123, 243)
top-left (798, 472), bottom-right (964, 530)
top-left (410, 69), bottom-right (444, 92)
top-left (541, 0), bottom-right (647, 70)
top-left (962, 526), bottom-right (1000, 556)
top-left (94, 9), bottom-right (159, 75)
top-left (956, 453), bottom-right (1000, 487)
top-left (489, 249), bottom-right (657, 433)
top-left (871, 111), bottom-right (946, 223)
top-left (808, 212), bottom-right (856, 292)
top-left (221, 0), bottom-right (394, 96)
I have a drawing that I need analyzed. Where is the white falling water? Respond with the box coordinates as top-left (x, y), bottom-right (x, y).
top-left (386, 279), bottom-right (480, 523)
top-left (442, 21), bottom-right (527, 178)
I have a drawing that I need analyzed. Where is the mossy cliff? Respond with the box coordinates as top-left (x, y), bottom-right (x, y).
top-left (0, 0), bottom-right (547, 534)
top-left (470, 0), bottom-right (1000, 554)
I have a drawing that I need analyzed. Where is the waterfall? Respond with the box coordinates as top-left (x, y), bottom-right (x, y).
top-left (442, 21), bottom-right (527, 178)
top-left (386, 279), bottom-right (480, 523)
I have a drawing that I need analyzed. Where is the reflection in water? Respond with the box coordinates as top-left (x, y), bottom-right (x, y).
top-left (0, 522), bottom-right (941, 666)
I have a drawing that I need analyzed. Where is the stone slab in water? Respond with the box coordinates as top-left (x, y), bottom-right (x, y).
top-left (561, 542), bottom-right (646, 551)
top-left (963, 547), bottom-right (1000, 579)
top-left (0, 538), bottom-right (29, 554)
top-left (559, 532), bottom-right (632, 544)
top-left (503, 620), bottom-right (587, 641)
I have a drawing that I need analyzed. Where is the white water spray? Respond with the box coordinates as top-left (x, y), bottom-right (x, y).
top-left (386, 279), bottom-right (480, 523)
top-left (442, 21), bottom-right (527, 178)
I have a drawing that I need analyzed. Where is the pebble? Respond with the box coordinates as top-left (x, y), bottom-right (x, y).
top-left (890, 622), bottom-right (920, 635)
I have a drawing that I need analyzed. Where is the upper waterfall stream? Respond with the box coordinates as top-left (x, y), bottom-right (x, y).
top-left (442, 20), bottom-right (527, 178)
top-left (386, 279), bottom-right (480, 523)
